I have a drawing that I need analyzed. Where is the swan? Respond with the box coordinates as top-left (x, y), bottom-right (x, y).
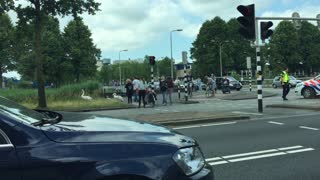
top-left (81, 89), bottom-right (93, 100)
top-left (113, 93), bottom-right (124, 102)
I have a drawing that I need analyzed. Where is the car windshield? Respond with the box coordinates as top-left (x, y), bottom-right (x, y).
top-left (0, 97), bottom-right (43, 124)
top-left (228, 77), bottom-right (237, 81)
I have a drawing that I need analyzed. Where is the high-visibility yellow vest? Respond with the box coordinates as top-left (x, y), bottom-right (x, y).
top-left (281, 71), bottom-right (289, 83)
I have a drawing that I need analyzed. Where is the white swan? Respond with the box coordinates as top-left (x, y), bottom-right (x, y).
top-left (81, 89), bottom-right (93, 100)
top-left (113, 93), bottom-right (124, 102)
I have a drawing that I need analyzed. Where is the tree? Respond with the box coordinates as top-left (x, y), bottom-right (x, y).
top-left (63, 18), bottom-right (101, 83)
top-left (191, 17), bottom-right (228, 78)
top-left (269, 21), bottom-right (301, 74)
top-left (297, 21), bottom-right (320, 75)
top-left (0, 13), bottom-right (15, 88)
top-left (1, 0), bottom-right (100, 108)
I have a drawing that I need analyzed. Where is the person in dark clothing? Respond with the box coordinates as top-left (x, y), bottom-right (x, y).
top-left (160, 76), bottom-right (167, 105)
top-left (166, 76), bottom-right (174, 105)
top-left (125, 79), bottom-right (134, 104)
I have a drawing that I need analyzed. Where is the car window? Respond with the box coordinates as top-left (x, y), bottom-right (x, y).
top-left (0, 129), bottom-right (8, 144)
top-left (290, 76), bottom-right (296, 80)
top-left (0, 97), bottom-right (44, 124)
top-left (275, 77), bottom-right (280, 81)
top-left (314, 75), bottom-right (320, 81)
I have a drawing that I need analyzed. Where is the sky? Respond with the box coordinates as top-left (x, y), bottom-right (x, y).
top-left (5, 0), bottom-right (320, 79)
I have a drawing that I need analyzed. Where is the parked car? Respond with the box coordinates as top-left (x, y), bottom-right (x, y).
top-left (216, 76), bottom-right (242, 91)
top-left (0, 96), bottom-right (213, 180)
top-left (295, 75), bottom-right (320, 99)
top-left (272, 76), bottom-right (302, 88)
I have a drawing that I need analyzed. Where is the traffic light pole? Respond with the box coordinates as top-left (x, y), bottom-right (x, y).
top-left (184, 64), bottom-right (188, 102)
top-left (254, 18), bottom-right (263, 113)
top-left (151, 65), bottom-right (154, 93)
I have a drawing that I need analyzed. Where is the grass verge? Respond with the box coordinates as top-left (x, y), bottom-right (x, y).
top-left (21, 98), bottom-right (132, 111)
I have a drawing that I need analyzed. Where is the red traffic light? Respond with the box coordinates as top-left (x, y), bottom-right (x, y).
top-left (237, 4), bottom-right (255, 40)
top-left (149, 56), bottom-right (156, 65)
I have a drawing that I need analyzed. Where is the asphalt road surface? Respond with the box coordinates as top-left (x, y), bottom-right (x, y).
top-left (174, 113), bottom-right (320, 180)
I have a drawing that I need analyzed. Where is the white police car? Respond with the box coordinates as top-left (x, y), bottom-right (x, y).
top-left (295, 75), bottom-right (320, 98)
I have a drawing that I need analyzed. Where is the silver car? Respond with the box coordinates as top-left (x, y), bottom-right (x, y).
top-left (272, 76), bottom-right (302, 88)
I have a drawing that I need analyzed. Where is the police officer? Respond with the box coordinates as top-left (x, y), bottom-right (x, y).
top-left (280, 67), bottom-right (290, 100)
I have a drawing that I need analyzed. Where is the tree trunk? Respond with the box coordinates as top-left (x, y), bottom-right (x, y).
top-left (35, 0), bottom-right (47, 108)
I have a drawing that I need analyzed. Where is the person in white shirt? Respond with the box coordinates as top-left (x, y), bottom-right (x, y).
top-left (132, 77), bottom-right (140, 102)
top-left (138, 78), bottom-right (148, 108)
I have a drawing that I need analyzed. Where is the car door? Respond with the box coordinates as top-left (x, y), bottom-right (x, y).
top-left (0, 128), bottom-right (21, 180)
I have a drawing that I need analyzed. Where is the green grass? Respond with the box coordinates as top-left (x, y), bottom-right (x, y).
top-left (0, 81), bottom-right (131, 111)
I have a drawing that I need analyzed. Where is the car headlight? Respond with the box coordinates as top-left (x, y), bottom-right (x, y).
top-left (173, 146), bottom-right (205, 176)
top-left (239, 82), bottom-right (242, 86)
top-left (229, 84), bottom-right (234, 87)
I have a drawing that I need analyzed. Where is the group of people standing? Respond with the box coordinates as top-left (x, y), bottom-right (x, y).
top-left (125, 77), bottom-right (148, 108)
top-left (159, 76), bottom-right (174, 105)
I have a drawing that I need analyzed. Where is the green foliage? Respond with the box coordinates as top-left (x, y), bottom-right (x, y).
top-left (0, 13), bottom-right (15, 86)
top-left (190, 17), bottom-right (254, 78)
top-left (63, 18), bottom-right (101, 82)
top-left (0, 81), bottom-right (101, 104)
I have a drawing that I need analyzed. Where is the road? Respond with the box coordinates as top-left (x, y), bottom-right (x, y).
top-left (175, 113), bottom-right (320, 180)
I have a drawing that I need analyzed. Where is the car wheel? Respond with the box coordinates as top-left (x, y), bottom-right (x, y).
top-left (272, 84), bottom-right (277, 88)
top-left (236, 88), bottom-right (240, 91)
top-left (302, 87), bottom-right (316, 99)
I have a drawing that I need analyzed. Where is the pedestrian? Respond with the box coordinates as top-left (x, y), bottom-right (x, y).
top-left (160, 76), bottom-right (167, 105)
top-left (132, 77), bottom-right (140, 102)
top-left (125, 79), bottom-right (134, 104)
top-left (166, 76), bottom-right (174, 105)
top-left (138, 78), bottom-right (147, 108)
top-left (205, 76), bottom-right (215, 97)
top-left (280, 67), bottom-right (290, 101)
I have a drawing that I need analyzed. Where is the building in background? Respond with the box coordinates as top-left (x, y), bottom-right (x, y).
top-left (96, 58), bottom-right (111, 71)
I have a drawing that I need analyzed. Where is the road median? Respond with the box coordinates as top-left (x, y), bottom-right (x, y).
top-left (135, 112), bottom-right (250, 127)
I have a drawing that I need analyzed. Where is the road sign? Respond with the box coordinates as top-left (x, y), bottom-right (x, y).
top-left (246, 57), bottom-right (251, 69)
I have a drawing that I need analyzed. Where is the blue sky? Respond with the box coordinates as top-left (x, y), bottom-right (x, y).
top-left (83, 0), bottom-right (320, 63)
top-left (5, 0), bottom-right (320, 79)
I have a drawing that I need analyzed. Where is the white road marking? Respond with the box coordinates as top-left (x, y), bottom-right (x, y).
top-left (228, 152), bottom-right (286, 162)
top-left (222, 149), bottom-right (278, 159)
top-left (278, 145), bottom-right (304, 151)
top-left (208, 160), bottom-right (228, 166)
top-left (268, 121), bottom-right (284, 125)
top-left (286, 148), bottom-right (315, 154)
top-left (205, 157), bottom-right (222, 161)
top-left (206, 145), bottom-right (315, 166)
top-left (232, 111), bottom-right (263, 116)
top-left (173, 122), bottom-right (237, 130)
top-left (299, 126), bottom-right (319, 131)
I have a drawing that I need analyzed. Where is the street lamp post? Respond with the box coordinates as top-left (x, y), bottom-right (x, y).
top-left (119, 49), bottom-right (128, 86)
top-left (212, 40), bottom-right (230, 77)
top-left (170, 29), bottom-right (183, 79)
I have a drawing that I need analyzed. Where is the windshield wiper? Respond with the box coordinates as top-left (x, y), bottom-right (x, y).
top-left (32, 117), bottom-right (60, 127)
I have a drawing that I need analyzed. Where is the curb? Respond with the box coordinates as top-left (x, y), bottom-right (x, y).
top-left (156, 116), bottom-right (250, 127)
top-left (179, 100), bottom-right (200, 104)
top-left (219, 93), bottom-right (278, 101)
top-left (266, 104), bottom-right (320, 111)
top-left (65, 106), bottom-right (137, 112)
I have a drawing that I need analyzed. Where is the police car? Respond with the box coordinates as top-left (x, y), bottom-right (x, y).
top-left (295, 75), bottom-right (320, 98)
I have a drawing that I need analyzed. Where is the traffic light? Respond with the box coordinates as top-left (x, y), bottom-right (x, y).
top-left (237, 4), bottom-right (255, 40)
top-left (149, 56), bottom-right (156, 65)
top-left (260, 21), bottom-right (273, 41)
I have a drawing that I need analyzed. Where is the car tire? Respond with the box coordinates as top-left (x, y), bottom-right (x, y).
top-left (236, 88), bottom-right (240, 91)
top-left (302, 87), bottom-right (316, 99)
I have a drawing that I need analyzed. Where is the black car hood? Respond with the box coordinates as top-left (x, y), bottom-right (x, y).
top-left (41, 114), bottom-right (196, 148)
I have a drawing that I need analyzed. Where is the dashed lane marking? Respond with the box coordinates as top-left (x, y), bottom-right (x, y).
top-left (268, 121), bottom-right (284, 125)
top-left (206, 145), bottom-right (315, 166)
